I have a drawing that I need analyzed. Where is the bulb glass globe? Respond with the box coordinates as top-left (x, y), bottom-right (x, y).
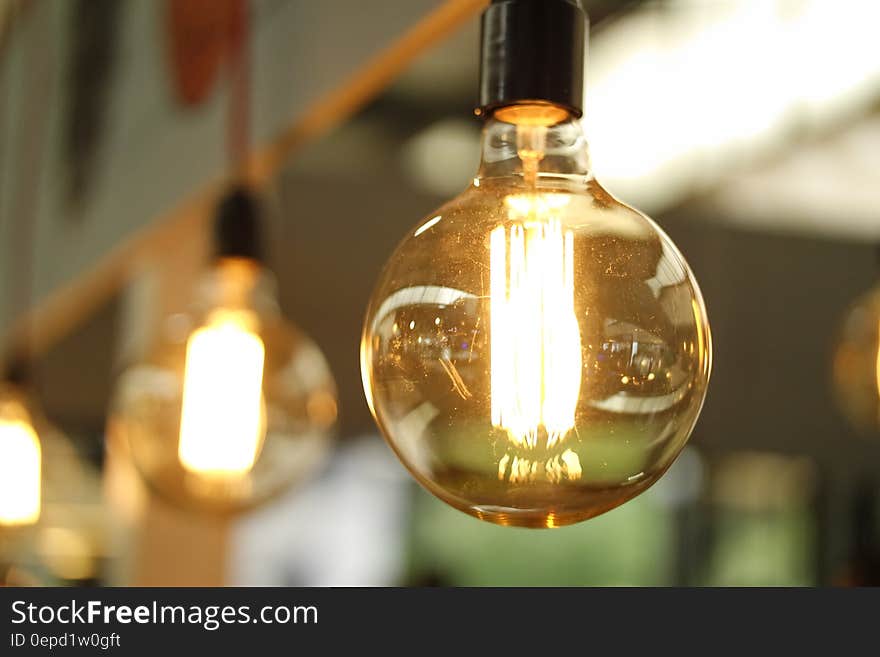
top-left (111, 258), bottom-right (338, 514)
top-left (362, 108), bottom-right (711, 527)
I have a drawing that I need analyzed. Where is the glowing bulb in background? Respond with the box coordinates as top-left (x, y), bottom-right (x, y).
top-left (832, 282), bottom-right (880, 436)
top-left (362, 102), bottom-right (711, 527)
top-left (0, 413), bottom-right (41, 527)
top-left (178, 309), bottom-right (266, 478)
top-left (0, 379), bottom-right (104, 584)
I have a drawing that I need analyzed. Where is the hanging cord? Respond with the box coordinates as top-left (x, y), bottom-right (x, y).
top-left (216, 0), bottom-right (262, 264)
top-left (225, 0), bottom-right (251, 176)
top-left (3, 8), bottom-right (53, 384)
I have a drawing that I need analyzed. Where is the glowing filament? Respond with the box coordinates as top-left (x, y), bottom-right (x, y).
top-left (490, 195), bottom-right (582, 448)
top-left (178, 310), bottom-right (266, 477)
top-left (0, 418), bottom-right (41, 526)
top-left (498, 449), bottom-right (583, 483)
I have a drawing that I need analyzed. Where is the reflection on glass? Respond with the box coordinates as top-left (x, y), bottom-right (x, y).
top-left (178, 309), bottom-right (267, 479)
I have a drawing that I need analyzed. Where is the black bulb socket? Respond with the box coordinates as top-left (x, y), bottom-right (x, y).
top-left (477, 0), bottom-right (588, 119)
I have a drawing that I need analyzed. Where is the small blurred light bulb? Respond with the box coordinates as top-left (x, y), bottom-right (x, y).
top-left (111, 188), bottom-right (337, 513)
top-left (0, 410), bottom-right (41, 527)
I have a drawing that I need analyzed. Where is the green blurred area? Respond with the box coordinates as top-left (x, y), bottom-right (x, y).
top-left (407, 483), bottom-right (675, 586)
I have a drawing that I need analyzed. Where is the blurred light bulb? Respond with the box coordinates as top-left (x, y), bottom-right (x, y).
top-left (362, 0), bottom-right (715, 527)
top-left (362, 97), bottom-right (711, 525)
top-left (178, 309), bottom-right (266, 477)
top-left (111, 190), bottom-right (337, 513)
top-left (833, 282), bottom-right (880, 436)
top-left (0, 410), bottom-right (41, 527)
top-left (0, 379), bottom-right (104, 583)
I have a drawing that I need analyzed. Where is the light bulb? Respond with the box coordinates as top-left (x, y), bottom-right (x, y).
top-left (361, 0), bottom-right (711, 528)
top-left (111, 191), bottom-right (337, 513)
top-left (832, 282), bottom-right (880, 436)
top-left (0, 396), bottom-right (41, 527)
top-left (0, 377), bottom-right (103, 583)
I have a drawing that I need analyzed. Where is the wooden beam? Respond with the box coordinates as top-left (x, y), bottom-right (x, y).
top-left (4, 0), bottom-right (488, 356)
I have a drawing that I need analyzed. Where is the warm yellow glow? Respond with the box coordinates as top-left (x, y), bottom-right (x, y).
top-left (414, 215), bottom-right (442, 237)
top-left (490, 194), bottom-right (582, 449)
top-left (178, 309), bottom-right (266, 477)
top-left (692, 298), bottom-right (710, 376)
top-left (497, 449), bottom-right (582, 483)
top-left (0, 417), bottom-right (41, 526)
top-left (583, 0), bottom-right (880, 215)
top-left (876, 317), bottom-right (880, 402)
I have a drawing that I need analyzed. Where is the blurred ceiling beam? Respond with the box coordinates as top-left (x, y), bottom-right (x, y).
top-left (0, 0), bottom-right (488, 358)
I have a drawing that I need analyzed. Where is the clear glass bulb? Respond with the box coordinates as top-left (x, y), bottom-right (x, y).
top-left (111, 257), bottom-right (338, 514)
top-left (362, 105), bottom-right (712, 528)
top-left (832, 283), bottom-right (880, 436)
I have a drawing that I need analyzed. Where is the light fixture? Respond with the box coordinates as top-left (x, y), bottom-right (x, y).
top-left (361, 0), bottom-right (712, 528)
top-left (111, 187), bottom-right (338, 513)
top-left (0, 358), bottom-right (104, 584)
top-left (833, 276), bottom-right (880, 436)
top-left (0, 369), bottom-right (41, 530)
